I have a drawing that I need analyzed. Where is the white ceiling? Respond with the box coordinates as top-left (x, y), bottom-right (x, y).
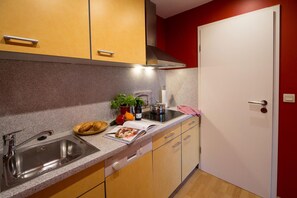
top-left (151, 0), bottom-right (213, 18)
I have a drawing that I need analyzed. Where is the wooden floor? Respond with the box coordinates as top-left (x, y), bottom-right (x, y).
top-left (173, 169), bottom-right (261, 198)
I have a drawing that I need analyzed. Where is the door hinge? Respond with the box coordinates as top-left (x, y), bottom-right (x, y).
top-left (199, 146), bottom-right (201, 154)
top-left (199, 45), bottom-right (201, 52)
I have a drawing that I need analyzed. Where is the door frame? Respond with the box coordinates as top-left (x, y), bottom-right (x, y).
top-left (197, 5), bottom-right (280, 198)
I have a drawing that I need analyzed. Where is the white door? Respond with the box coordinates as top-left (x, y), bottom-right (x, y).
top-left (198, 6), bottom-right (279, 198)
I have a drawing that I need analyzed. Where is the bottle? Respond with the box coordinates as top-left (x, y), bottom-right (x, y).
top-left (135, 100), bottom-right (142, 120)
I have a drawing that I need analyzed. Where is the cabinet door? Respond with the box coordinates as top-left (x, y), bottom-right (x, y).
top-left (29, 162), bottom-right (104, 198)
top-left (79, 183), bottom-right (105, 198)
top-left (90, 0), bottom-right (146, 64)
top-left (153, 136), bottom-right (182, 198)
top-left (0, 0), bottom-right (90, 59)
top-left (106, 152), bottom-right (153, 198)
top-left (182, 125), bottom-right (200, 181)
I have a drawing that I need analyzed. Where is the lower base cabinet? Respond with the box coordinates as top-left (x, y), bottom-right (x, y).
top-left (153, 136), bottom-right (182, 198)
top-left (29, 162), bottom-right (105, 198)
top-left (153, 117), bottom-right (200, 198)
top-left (79, 183), bottom-right (105, 198)
top-left (182, 124), bottom-right (200, 181)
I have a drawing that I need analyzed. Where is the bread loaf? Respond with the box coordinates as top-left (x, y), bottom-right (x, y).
top-left (93, 121), bottom-right (102, 131)
top-left (78, 122), bottom-right (93, 132)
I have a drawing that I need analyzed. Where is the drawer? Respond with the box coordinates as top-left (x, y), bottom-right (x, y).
top-left (153, 124), bottom-right (181, 150)
top-left (182, 117), bottom-right (199, 133)
top-left (29, 162), bottom-right (104, 198)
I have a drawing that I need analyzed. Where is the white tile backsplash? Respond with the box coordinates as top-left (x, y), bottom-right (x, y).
top-left (166, 68), bottom-right (198, 108)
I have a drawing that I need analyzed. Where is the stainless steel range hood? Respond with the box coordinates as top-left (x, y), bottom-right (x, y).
top-left (145, 0), bottom-right (186, 69)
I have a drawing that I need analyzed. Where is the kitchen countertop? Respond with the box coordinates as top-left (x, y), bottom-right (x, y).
top-left (0, 113), bottom-right (193, 198)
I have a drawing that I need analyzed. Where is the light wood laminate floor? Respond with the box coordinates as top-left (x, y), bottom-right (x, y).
top-left (173, 169), bottom-right (261, 198)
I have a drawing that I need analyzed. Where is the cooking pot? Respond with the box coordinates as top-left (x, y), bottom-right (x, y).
top-left (150, 103), bottom-right (165, 114)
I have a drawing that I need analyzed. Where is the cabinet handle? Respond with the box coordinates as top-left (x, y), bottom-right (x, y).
top-left (164, 133), bottom-right (175, 139)
top-left (183, 135), bottom-right (191, 141)
top-left (3, 35), bottom-right (38, 45)
top-left (127, 153), bottom-right (137, 161)
top-left (172, 141), bottom-right (181, 148)
top-left (188, 120), bottom-right (196, 126)
top-left (97, 49), bottom-right (114, 56)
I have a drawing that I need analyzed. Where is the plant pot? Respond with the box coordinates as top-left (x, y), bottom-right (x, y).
top-left (120, 106), bottom-right (130, 115)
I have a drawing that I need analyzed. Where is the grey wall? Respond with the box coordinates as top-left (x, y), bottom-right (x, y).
top-left (166, 68), bottom-right (198, 108)
top-left (0, 59), bottom-right (198, 149)
top-left (0, 59), bottom-right (165, 146)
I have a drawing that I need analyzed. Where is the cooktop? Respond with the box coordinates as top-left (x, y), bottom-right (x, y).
top-left (142, 109), bottom-right (184, 123)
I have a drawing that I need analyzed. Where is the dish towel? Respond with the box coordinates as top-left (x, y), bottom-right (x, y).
top-left (177, 105), bottom-right (201, 116)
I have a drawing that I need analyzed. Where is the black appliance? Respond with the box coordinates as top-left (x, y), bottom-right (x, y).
top-left (142, 109), bottom-right (184, 123)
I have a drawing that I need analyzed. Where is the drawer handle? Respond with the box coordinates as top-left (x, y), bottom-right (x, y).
top-left (97, 49), bottom-right (114, 56)
top-left (183, 135), bottom-right (191, 141)
top-left (164, 133), bottom-right (175, 139)
top-left (172, 141), bottom-right (181, 148)
top-left (188, 120), bottom-right (196, 126)
top-left (3, 35), bottom-right (38, 45)
top-left (127, 153), bottom-right (137, 161)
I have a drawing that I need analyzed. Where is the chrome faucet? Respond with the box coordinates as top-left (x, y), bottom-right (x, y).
top-left (2, 130), bottom-right (54, 160)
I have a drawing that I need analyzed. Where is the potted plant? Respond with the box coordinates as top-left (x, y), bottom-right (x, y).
top-left (110, 94), bottom-right (144, 124)
top-left (135, 97), bottom-right (145, 106)
top-left (111, 94), bottom-right (136, 113)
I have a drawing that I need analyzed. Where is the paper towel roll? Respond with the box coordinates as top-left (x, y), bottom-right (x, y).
top-left (162, 90), bottom-right (167, 107)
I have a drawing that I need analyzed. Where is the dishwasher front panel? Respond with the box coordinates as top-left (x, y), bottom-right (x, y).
top-left (105, 138), bottom-right (153, 198)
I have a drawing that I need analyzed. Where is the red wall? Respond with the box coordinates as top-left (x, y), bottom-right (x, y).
top-left (156, 16), bottom-right (166, 51)
top-left (158, 0), bottom-right (297, 197)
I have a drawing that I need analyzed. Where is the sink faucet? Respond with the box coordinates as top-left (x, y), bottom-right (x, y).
top-left (2, 130), bottom-right (54, 160)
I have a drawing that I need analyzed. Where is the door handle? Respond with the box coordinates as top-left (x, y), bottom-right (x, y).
top-left (248, 100), bottom-right (268, 106)
top-left (248, 100), bottom-right (268, 113)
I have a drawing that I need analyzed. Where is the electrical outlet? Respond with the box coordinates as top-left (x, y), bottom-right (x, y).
top-left (283, 94), bottom-right (295, 103)
top-left (133, 90), bottom-right (152, 108)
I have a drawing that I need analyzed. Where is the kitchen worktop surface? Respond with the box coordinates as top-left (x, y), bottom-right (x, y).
top-left (1, 112), bottom-right (194, 198)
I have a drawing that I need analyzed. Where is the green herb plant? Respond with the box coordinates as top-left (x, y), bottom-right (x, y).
top-left (110, 94), bottom-right (144, 110)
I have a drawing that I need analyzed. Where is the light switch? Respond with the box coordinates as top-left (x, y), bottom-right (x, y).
top-left (283, 94), bottom-right (295, 103)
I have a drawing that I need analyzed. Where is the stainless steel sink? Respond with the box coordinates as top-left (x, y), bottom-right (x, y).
top-left (1, 134), bottom-right (99, 191)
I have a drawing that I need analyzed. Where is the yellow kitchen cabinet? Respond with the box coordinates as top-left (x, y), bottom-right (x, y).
top-left (181, 118), bottom-right (200, 181)
top-left (106, 151), bottom-right (153, 198)
top-left (153, 131), bottom-right (182, 198)
top-left (90, 0), bottom-right (146, 64)
top-left (153, 124), bottom-right (181, 150)
top-left (29, 162), bottom-right (105, 198)
top-left (182, 116), bottom-right (199, 132)
top-left (181, 117), bottom-right (200, 181)
top-left (0, 0), bottom-right (90, 59)
top-left (79, 183), bottom-right (105, 198)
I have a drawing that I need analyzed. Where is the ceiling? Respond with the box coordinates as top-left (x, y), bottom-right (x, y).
top-left (151, 0), bottom-right (213, 19)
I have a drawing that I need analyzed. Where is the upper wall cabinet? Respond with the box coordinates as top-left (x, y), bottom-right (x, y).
top-left (0, 0), bottom-right (90, 59)
top-left (90, 0), bottom-right (146, 65)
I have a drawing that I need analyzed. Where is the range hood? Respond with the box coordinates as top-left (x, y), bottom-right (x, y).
top-left (145, 0), bottom-right (186, 69)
